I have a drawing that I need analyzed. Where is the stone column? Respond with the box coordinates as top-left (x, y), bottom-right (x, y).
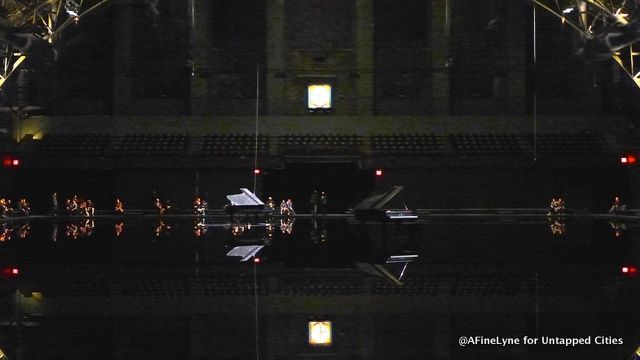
top-left (430, 0), bottom-right (450, 115)
top-left (112, 0), bottom-right (132, 115)
top-left (190, 0), bottom-right (212, 115)
top-left (355, 0), bottom-right (374, 115)
top-left (506, 1), bottom-right (528, 114)
top-left (266, 0), bottom-right (286, 115)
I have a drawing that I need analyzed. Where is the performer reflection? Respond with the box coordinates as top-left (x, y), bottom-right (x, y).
top-left (549, 219), bottom-right (566, 236)
top-left (609, 222), bottom-right (627, 238)
top-left (154, 220), bottom-right (171, 237)
top-left (193, 218), bottom-right (207, 237)
top-left (280, 218), bottom-right (295, 234)
top-left (17, 222), bottom-right (30, 238)
top-left (0, 223), bottom-right (12, 241)
top-left (114, 221), bottom-right (125, 237)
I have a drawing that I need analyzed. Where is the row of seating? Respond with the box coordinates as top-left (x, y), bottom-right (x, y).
top-left (115, 134), bottom-right (189, 155)
top-left (280, 134), bottom-right (361, 155)
top-left (28, 132), bottom-right (610, 157)
top-left (451, 133), bottom-right (525, 154)
top-left (35, 133), bottom-right (110, 156)
top-left (200, 134), bottom-right (269, 155)
top-left (32, 275), bottom-right (609, 297)
top-left (372, 133), bottom-right (445, 155)
top-left (374, 133), bottom-right (605, 156)
top-left (534, 133), bottom-right (605, 154)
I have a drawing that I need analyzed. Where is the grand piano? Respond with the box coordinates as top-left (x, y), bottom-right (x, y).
top-left (352, 185), bottom-right (417, 221)
top-left (224, 188), bottom-right (273, 217)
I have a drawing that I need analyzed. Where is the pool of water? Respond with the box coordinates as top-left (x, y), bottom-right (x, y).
top-left (0, 216), bottom-right (639, 359)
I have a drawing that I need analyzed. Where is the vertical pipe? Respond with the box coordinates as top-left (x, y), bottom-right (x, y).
top-left (533, 4), bottom-right (538, 162)
top-left (254, 65), bottom-right (260, 194)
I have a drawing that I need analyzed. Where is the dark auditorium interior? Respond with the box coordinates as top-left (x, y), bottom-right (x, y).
top-left (1, 0), bottom-right (640, 359)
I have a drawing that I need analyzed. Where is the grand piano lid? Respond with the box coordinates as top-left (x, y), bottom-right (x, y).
top-left (227, 188), bottom-right (265, 206)
top-left (353, 185), bottom-right (404, 210)
top-left (226, 245), bottom-right (264, 261)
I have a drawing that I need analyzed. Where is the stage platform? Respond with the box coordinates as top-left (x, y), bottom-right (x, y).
top-left (2, 207), bottom-right (640, 223)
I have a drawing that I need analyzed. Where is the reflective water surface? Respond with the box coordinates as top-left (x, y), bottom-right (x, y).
top-left (0, 216), bottom-right (639, 359)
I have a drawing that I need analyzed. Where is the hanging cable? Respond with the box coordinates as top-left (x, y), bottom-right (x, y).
top-left (254, 257), bottom-right (260, 360)
top-left (533, 4), bottom-right (538, 162)
top-left (253, 65), bottom-right (260, 194)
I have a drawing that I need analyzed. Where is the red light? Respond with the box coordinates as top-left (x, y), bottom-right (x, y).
top-left (254, 257), bottom-right (261, 263)
top-left (254, 169), bottom-right (261, 175)
top-left (375, 169), bottom-right (383, 176)
top-left (622, 265), bottom-right (637, 275)
top-left (621, 155), bottom-right (637, 164)
top-left (2, 156), bottom-right (19, 168)
top-left (1, 267), bottom-right (19, 277)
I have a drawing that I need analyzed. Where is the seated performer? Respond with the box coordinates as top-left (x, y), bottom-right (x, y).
top-left (115, 198), bottom-right (124, 214)
top-left (193, 197), bottom-right (206, 216)
top-left (154, 198), bottom-right (164, 214)
top-left (266, 197), bottom-right (275, 210)
top-left (548, 198), bottom-right (565, 216)
top-left (67, 196), bottom-right (79, 215)
top-left (85, 199), bottom-right (95, 217)
top-left (0, 198), bottom-right (9, 217)
top-left (286, 198), bottom-right (295, 215)
top-left (608, 196), bottom-right (626, 213)
top-left (17, 198), bottom-right (30, 216)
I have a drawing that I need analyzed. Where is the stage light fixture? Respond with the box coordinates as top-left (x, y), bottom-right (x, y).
top-left (308, 320), bottom-right (332, 346)
top-left (2, 155), bottom-right (19, 168)
top-left (622, 265), bottom-right (637, 275)
top-left (562, 6), bottom-right (574, 14)
top-left (621, 155), bottom-right (636, 164)
top-left (1, 267), bottom-right (19, 278)
top-left (308, 84), bottom-right (332, 110)
top-left (64, 0), bottom-right (82, 17)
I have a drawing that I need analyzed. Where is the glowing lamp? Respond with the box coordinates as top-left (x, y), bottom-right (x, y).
top-left (308, 84), bottom-right (332, 109)
top-left (254, 169), bottom-right (261, 175)
top-left (254, 257), bottom-right (261, 264)
top-left (621, 155), bottom-right (637, 164)
top-left (375, 169), bottom-right (383, 177)
top-left (2, 155), bottom-right (19, 168)
top-left (308, 321), bottom-right (332, 346)
top-left (622, 265), bottom-right (637, 275)
top-left (1, 267), bottom-right (19, 277)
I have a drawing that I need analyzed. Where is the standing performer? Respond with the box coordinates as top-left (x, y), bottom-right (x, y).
top-left (320, 191), bottom-right (328, 214)
top-left (310, 190), bottom-right (319, 216)
top-left (52, 192), bottom-right (58, 215)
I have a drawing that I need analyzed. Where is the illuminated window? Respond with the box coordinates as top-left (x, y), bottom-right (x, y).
top-left (308, 321), bottom-right (332, 346)
top-left (308, 84), bottom-right (332, 110)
